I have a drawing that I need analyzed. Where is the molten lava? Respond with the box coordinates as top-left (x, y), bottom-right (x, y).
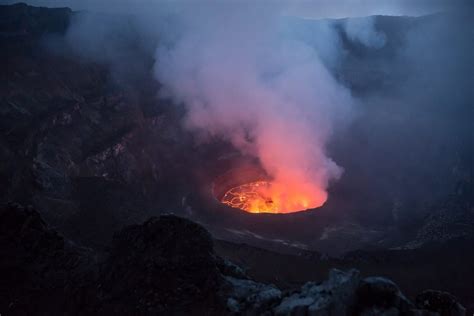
top-left (221, 180), bottom-right (327, 214)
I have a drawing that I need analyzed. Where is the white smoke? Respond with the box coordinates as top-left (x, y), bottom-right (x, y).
top-left (153, 2), bottom-right (355, 208)
top-left (37, 0), bottom-right (399, 210)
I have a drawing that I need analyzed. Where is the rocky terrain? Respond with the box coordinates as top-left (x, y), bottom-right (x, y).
top-left (0, 204), bottom-right (467, 315)
top-left (212, 177), bottom-right (474, 311)
top-left (0, 3), bottom-right (204, 248)
top-left (403, 179), bottom-right (474, 249)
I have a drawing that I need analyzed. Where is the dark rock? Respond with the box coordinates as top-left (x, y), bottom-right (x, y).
top-left (416, 290), bottom-right (466, 316)
top-left (0, 205), bottom-right (229, 315)
top-left (216, 256), bottom-right (249, 280)
top-left (0, 203), bottom-right (98, 315)
top-left (274, 269), bottom-right (360, 315)
top-left (355, 276), bottom-right (413, 315)
top-left (0, 3), bottom-right (72, 36)
top-left (0, 2), bottom-right (195, 248)
top-left (225, 276), bottom-right (281, 314)
top-left (405, 178), bottom-right (474, 249)
top-left (0, 203), bottom-right (467, 315)
top-left (96, 215), bottom-right (226, 314)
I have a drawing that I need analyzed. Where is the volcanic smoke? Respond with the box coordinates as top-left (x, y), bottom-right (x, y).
top-left (154, 2), bottom-right (353, 213)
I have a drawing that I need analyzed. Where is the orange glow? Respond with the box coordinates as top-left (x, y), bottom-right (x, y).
top-left (221, 180), bottom-right (327, 214)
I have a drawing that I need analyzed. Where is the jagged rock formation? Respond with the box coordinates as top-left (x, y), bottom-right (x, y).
top-left (0, 203), bottom-right (99, 315)
top-left (354, 276), bottom-right (413, 315)
top-left (405, 178), bottom-right (474, 249)
top-left (274, 269), bottom-right (360, 315)
top-left (96, 216), bottom-right (226, 314)
top-left (0, 3), bottom-right (199, 248)
top-left (416, 290), bottom-right (466, 316)
top-left (0, 204), bottom-right (466, 315)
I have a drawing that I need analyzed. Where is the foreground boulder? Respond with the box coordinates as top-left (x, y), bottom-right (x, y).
top-left (274, 269), bottom-right (360, 315)
top-left (96, 216), bottom-right (226, 314)
top-left (416, 290), bottom-right (466, 316)
top-left (354, 276), bottom-right (413, 315)
top-left (0, 203), bottom-right (98, 314)
top-left (0, 204), bottom-right (466, 315)
top-left (226, 276), bottom-right (282, 313)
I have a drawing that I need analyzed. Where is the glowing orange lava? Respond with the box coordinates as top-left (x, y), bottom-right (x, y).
top-left (220, 180), bottom-right (326, 214)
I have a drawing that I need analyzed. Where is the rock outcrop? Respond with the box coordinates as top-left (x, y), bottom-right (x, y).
top-left (405, 178), bottom-right (474, 249)
top-left (416, 290), bottom-right (466, 316)
top-left (0, 204), bottom-right (466, 315)
top-left (0, 203), bottom-right (98, 315)
top-left (0, 2), bottom-right (199, 248)
top-left (96, 216), bottom-right (226, 314)
top-left (274, 269), bottom-right (360, 315)
top-left (354, 276), bottom-right (413, 315)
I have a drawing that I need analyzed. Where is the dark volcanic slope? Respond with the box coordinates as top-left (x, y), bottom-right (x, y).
top-left (0, 203), bottom-right (467, 315)
top-left (0, 3), bottom-right (201, 248)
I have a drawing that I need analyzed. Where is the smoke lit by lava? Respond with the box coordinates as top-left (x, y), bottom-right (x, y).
top-left (154, 3), bottom-right (352, 215)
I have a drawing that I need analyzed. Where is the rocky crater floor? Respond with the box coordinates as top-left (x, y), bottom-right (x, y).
top-left (0, 203), bottom-right (466, 315)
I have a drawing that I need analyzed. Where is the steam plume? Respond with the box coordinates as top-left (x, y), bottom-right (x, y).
top-left (154, 2), bottom-right (353, 211)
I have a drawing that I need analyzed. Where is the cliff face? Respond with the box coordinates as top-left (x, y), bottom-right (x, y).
top-left (0, 204), bottom-right (466, 315)
top-left (404, 179), bottom-right (474, 249)
top-left (0, 203), bottom-right (98, 315)
top-left (0, 3), bottom-right (200, 247)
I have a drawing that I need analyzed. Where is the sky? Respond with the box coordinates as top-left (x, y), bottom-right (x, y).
top-left (1, 0), bottom-right (471, 18)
